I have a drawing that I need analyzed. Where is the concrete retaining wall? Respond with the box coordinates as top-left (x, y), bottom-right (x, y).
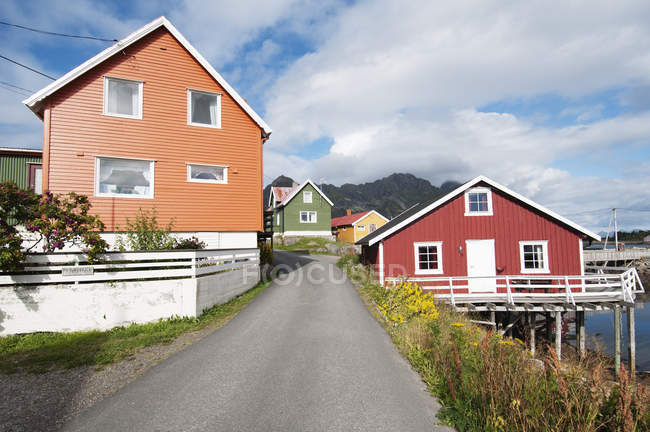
top-left (0, 265), bottom-right (260, 336)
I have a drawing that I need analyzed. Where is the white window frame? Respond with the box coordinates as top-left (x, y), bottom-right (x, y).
top-left (103, 76), bottom-right (143, 120)
top-left (94, 155), bottom-right (154, 199)
top-left (303, 190), bottom-right (312, 203)
top-left (277, 213), bottom-right (280, 225)
top-left (299, 211), bottom-right (317, 223)
top-left (187, 88), bottom-right (222, 129)
top-left (186, 163), bottom-right (228, 184)
top-left (464, 187), bottom-right (493, 216)
top-left (414, 241), bottom-right (443, 275)
top-left (519, 240), bottom-right (550, 274)
top-left (357, 225), bottom-right (366, 231)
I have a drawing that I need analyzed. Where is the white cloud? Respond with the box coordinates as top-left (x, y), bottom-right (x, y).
top-left (261, 0), bottom-right (650, 229)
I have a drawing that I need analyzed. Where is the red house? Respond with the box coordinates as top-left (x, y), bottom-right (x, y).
top-left (357, 176), bottom-right (600, 294)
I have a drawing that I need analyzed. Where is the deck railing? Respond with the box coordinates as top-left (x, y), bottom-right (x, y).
top-left (384, 268), bottom-right (644, 308)
top-left (0, 249), bottom-right (260, 287)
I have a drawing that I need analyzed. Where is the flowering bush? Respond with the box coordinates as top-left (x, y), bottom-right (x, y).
top-left (0, 182), bottom-right (107, 271)
top-left (376, 281), bottom-right (439, 324)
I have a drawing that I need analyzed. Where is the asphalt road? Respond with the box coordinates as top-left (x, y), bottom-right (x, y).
top-left (62, 251), bottom-right (451, 431)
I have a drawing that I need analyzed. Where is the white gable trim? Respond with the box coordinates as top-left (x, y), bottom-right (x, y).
top-left (351, 210), bottom-right (389, 226)
top-left (22, 16), bottom-right (271, 137)
top-left (365, 175), bottom-right (600, 246)
top-left (280, 179), bottom-right (334, 207)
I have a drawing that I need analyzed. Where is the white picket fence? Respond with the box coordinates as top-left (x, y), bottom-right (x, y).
top-left (0, 249), bottom-right (259, 286)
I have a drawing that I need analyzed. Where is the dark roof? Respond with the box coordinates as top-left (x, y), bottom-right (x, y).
top-left (355, 200), bottom-right (433, 245)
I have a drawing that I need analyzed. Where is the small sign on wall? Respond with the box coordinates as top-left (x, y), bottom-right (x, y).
top-left (62, 266), bottom-right (94, 276)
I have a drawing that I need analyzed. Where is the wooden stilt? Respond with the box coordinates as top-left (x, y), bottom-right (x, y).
top-left (529, 312), bottom-right (536, 357)
top-left (555, 311), bottom-right (562, 360)
top-left (614, 305), bottom-right (621, 376)
top-left (577, 311), bottom-right (585, 357)
top-left (489, 311), bottom-right (496, 328)
top-left (627, 305), bottom-right (636, 378)
top-left (545, 312), bottom-right (552, 341)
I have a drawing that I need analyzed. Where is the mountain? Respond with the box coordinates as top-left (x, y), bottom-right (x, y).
top-left (264, 173), bottom-right (461, 219)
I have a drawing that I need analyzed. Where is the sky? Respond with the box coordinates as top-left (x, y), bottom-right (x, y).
top-left (1, 0), bottom-right (649, 232)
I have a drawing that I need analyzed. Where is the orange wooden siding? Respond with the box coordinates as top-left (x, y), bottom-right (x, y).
top-left (44, 27), bottom-right (263, 232)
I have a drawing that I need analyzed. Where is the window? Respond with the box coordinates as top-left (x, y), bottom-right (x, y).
top-left (414, 242), bottom-right (443, 275)
top-left (95, 156), bottom-right (154, 198)
top-left (369, 224), bottom-right (377, 232)
top-left (357, 225), bottom-right (366, 231)
top-left (464, 187), bottom-right (493, 216)
top-left (303, 191), bottom-right (312, 203)
top-left (188, 89), bottom-right (221, 128)
top-left (519, 241), bottom-right (549, 273)
top-left (103, 77), bottom-right (142, 119)
top-left (187, 163), bottom-right (227, 184)
top-left (300, 211), bottom-right (317, 223)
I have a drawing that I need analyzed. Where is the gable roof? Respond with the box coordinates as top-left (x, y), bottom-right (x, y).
top-left (356, 175), bottom-right (601, 246)
top-left (271, 186), bottom-right (294, 203)
top-left (278, 179), bottom-right (333, 207)
top-left (22, 16), bottom-right (272, 137)
top-left (332, 211), bottom-right (371, 227)
top-left (331, 210), bottom-right (389, 227)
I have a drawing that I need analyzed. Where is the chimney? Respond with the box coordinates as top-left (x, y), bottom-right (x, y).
top-left (346, 209), bottom-right (352, 216)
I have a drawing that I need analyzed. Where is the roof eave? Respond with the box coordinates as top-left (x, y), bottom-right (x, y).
top-left (21, 16), bottom-right (272, 135)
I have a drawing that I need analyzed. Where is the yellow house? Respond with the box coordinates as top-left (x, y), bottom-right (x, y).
top-left (331, 210), bottom-right (389, 243)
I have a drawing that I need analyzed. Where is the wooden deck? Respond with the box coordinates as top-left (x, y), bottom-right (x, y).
top-left (384, 268), bottom-right (644, 312)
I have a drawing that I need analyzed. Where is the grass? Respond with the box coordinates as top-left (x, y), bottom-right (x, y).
top-left (338, 254), bottom-right (650, 432)
top-left (274, 236), bottom-right (348, 255)
top-left (0, 279), bottom-right (271, 374)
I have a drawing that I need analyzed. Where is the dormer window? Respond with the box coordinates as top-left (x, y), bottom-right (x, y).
top-left (188, 89), bottom-right (221, 128)
top-left (103, 77), bottom-right (143, 119)
top-left (464, 187), bottom-right (493, 216)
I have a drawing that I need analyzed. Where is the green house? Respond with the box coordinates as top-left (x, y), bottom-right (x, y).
top-left (0, 147), bottom-right (42, 192)
top-left (269, 179), bottom-right (333, 237)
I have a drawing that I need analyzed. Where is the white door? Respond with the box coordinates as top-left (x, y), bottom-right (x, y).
top-left (466, 239), bottom-right (496, 293)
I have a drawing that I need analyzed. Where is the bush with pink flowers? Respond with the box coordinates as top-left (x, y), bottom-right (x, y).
top-left (0, 182), bottom-right (107, 271)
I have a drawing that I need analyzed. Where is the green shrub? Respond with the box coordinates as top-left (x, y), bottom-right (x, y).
top-left (116, 208), bottom-right (175, 251)
top-left (0, 182), bottom-right (107, 271)
top-left (259, 241), bottom-right (273, 265)
top-left (173, 236), bottom-right (206, 250)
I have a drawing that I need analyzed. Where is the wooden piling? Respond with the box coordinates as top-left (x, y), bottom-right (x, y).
top-left (614, 305), bottom-right (621, 376)
top-left (529, 312), bottom-right (536, 357)
top-left (489, 311), bottom-right (496, 328)
top-left (545, 312), bottom-right (552, 341)
top-left (555, 311), bottom-right (562, 360)
top-left (627, 305), bottom-right (635, 377)
top-left (577, 311), bottom-right (585, 357)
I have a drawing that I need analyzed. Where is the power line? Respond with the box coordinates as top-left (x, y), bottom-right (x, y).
top-left (0, 83), bottom-right (30, 96)
top-left (0, 54), bottom-right (55, 80)
top-left (0, 80), bottom-right (33, 93)
top-left (0, 20), bottom-right (117, 42)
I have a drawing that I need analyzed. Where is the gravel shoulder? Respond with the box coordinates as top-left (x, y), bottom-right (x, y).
top-left (0, 310), bottom-right (236, 431)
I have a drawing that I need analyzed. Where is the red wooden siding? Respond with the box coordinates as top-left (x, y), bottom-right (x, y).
top-left (43, 27), bottom-right (263, 232)
top-left (381, 186), bottom-right (583, 281)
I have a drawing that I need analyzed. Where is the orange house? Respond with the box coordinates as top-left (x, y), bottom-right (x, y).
top-left (23, 17), bottom-right (271, 249)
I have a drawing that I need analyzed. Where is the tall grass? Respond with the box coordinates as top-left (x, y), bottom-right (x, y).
top-left (338, 255), bottom-right (650, 432)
